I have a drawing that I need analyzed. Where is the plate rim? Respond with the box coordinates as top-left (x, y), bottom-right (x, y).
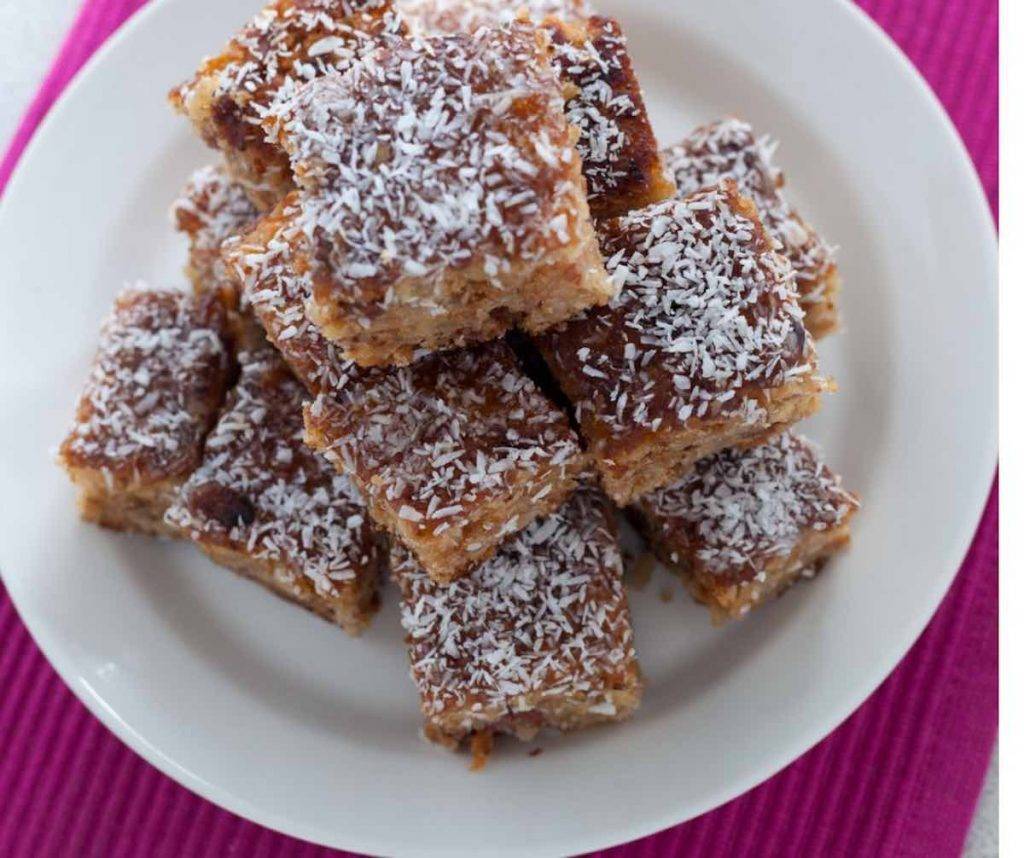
top-left (0, 0), bottom-right (997, 854)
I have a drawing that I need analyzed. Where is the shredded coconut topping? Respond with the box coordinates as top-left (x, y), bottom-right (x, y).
top-left (228, 196), bottom-right (369, 393)
top-left (640, 432), bottom-right (859, 578)
top-left (166, 350), bottom-right (379, 596)
top-left (663, 118), bottom-right (836, 292)
top-left (171, 164), bottom-right (261, 287)
top-left (398, 8), bottom-right (663, 216)
top-left (175, 0), bottom-right (400, 136)
top-left (539, 183), bottom-right (814, 444)
top-left (275, 24), bottom-right (583, 308)
top-left (227, 195), bottom-right (426, 394)
top-left (398, 0), bottom-right (592, 34)
top-left (549, 17), bottom-right (647, 200)
top-left (304, 339), bottom-right (583, 534)
top-left (393, 484), bottom-right (638, 723)
top-left (59, 286), bottom-right (230, 485)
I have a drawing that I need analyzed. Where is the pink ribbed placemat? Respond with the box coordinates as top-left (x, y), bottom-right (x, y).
top-left (0, 1), bottom-right (997, 855)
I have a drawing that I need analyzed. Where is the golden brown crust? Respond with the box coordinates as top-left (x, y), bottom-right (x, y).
top-left (73, 478), bottom-right (182, 539)
top-left (592, 375), bottom-right (830, 505)
top-left (681, 528), bottom-right (851, 623)
top-left (195, 541), bottom-right (381, 635)
top-left (801, 265), bottom-right (842, 339)
top-left (231, 182), bottom-right (612, 369)
top-left (307, 219), bottom-right (612, 366)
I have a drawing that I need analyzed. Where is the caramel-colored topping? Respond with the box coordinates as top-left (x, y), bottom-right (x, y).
top-left (174, 0), bottom-right (401, 125)
top-left (539, 183), bottom-right (817, 452)
top-left (304, 341), bottom-right (582, 538)
top-left (59, 287), bottom-right (230, 487)
top-left (393, 485), bottom-right (639, 730)
top-left (167, 350), bottom-right (379, 596)
top-left (172, 0), bottom-right (403, 182)
top-left (547, 16), bottom-right (673, 218)
top-left (637, 432), bottom-right (859, 581)
top-left (399, 7), bottom-right (671, 218)
top-left (172, 164), bottom-right (261, 289)
top-left (663, 118), bottom-right (836, 292)
top-left (275, 25), bottom-right (586, 310)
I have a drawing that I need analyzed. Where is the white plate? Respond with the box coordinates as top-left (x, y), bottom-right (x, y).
top-left (0, 0), bottom-right (996, 855)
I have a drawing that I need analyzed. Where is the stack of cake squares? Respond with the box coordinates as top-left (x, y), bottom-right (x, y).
top-left (58, 0), bottom-right (859, 765)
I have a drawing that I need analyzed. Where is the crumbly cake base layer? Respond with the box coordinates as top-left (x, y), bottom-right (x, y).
top-left (595, 376), bottom-right (830, 505)
top-left (802, 266), bottom-right (841, 340)
top-left (309, 212), bottom-right (614, 367)
top-left (71, 475), bottom-right (181, 539)
top-left (175, 77), bottom-right (294, 210)
top-left (424, 684), bottom-right (642, 751)
top-left (196, 542), bottom-right (381, 636)
top-left (675, 525), bottom-right (852, 623)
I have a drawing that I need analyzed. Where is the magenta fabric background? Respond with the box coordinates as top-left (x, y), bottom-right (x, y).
top-left (0, 0), bottom-right (997, 855)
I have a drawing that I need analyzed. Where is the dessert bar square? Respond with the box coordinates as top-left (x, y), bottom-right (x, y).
top-left (393, 484), bottom-right (641, 756)
top-left (275, 24), bottom-right (614, 366)
top-left (546, 15), bottom-right (676, 219)
top-left (302, 340), bottom-right (588, 584)
top-left (662, 118), bottom-right (840, 338)
top-left (166, 350), bottom-right (382, 635)
top-left (58, 287), bottom-right (232, 536)
top-left (537, 181), bottom-right (833, 505)
top-left (633, 432), bottom-right (859, 621)
top-left (169, 0), bottom-right (402, 209)
top-left (171, 163), bottom-right (261, 298)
